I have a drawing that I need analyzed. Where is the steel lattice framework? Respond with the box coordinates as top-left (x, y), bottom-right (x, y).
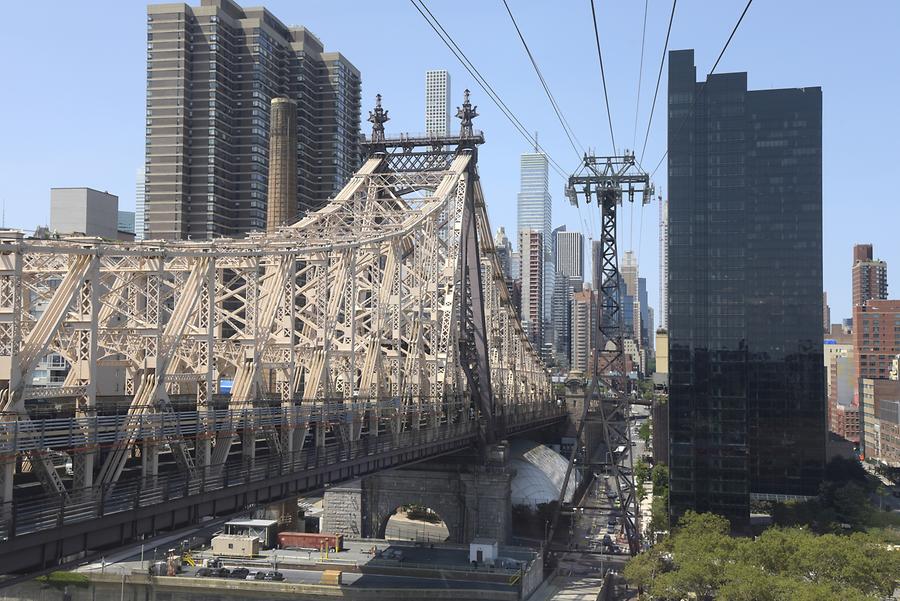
top-left (0, 100), bottom-right (551, 531)
top-left (551, 152), bottom-right (652, 556)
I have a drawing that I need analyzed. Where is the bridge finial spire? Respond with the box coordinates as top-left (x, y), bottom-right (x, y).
top-left (368, 93), bottom-right (389, 144)
top-left (456, 89), bottom-right (478, 139)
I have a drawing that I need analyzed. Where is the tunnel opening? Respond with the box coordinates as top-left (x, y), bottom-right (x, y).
top-left (382, 504), bottom-right (450, 543)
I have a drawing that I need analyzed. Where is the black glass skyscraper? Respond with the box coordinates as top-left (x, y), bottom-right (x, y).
top-left (666, 50), bottom-right (825, 531)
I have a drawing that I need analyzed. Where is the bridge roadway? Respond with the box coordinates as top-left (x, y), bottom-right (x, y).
top-left (0, 399), bottom-right (564, 574)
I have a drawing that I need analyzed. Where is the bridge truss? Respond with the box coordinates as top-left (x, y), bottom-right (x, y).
top-left (0, 93), bottom-right (552, 547)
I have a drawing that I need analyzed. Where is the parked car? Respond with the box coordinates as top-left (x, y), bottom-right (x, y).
top-left (228, 567), bottom-right (250, 579)
top-left (208, 567), bottom-right (231, 578)
top-left (254, 571), bottom-right (285, 581)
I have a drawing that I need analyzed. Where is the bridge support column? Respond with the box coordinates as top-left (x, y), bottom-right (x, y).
top-left (141, 440), bottom-right (159, 487)
top-left (322, 480), bottom-right (365, 539)
top-left (321, 443), bottom-right (512, 544)
top-left (0, 456), bottom-right (13, 524)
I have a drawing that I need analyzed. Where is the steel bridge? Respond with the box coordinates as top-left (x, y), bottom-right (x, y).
top-left (0, 92), bottom-right (562, 572)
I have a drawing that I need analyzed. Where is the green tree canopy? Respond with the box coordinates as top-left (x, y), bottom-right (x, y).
top-left (624, 511), bottom-right (900, 600)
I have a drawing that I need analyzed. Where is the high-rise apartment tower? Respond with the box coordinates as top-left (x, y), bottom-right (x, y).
top-left (519, 229), bottom-right (544, 349)
top-left (517, 151), bottom-right (552, 325)
top-left (852, 244), bottom-right (888, 307)
top-left (555, 231), bottom-right (585, 280)
top-left (145, 0), bottom-right (361, 240)
top-left (570, 289), bottom-right (596, 374)
top-left (425, 70), bottom-right (451, 136)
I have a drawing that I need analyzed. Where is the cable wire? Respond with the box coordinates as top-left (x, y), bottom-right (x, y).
top-left (638, 0), bottom-right (677, 163)
top-left (632, 0), bottom-right (649, 150)
top-left (410, 0), bottom-right (570, 179)
top-left (589, 0), bottom-right (616, 152)
top-left (649, 0), bottom-right (753, 179)
top-left (501, 0), bottom-right (586, 161)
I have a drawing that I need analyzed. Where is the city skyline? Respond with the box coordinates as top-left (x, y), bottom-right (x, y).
top-left (0, 1), bottom-right (896, 320)
top-left (0, 1), bottom-right (898, 592)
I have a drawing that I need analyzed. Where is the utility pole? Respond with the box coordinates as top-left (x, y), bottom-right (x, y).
top-left (549, 152), bottom-right (652, 557)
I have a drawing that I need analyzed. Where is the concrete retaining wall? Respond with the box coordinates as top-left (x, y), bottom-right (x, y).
top-left (84, 572), bottom-right (519, 600)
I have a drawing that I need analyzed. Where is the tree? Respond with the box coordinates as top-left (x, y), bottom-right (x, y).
top-left (649, 495), bottom-right (668, 533)
top-left (622, 547), bottom-right (666, 592)
top-left (648, 464), bottom-right (669, 534)
top-left (638, 420), bottom-right (651, 444)
top-left (824, 456), bottom-right (872, 490)
top-left (634, 458), bottom-right (651, 487)
top-left (651, 464), bottom-right (668, 493)
top-left (624, 512), bottom-right (900, 600)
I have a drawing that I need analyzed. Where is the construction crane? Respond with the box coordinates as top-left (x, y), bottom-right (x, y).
top-left (547, 152), bottom-right (652, 558)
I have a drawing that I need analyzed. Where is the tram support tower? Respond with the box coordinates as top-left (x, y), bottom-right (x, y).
top-left (553, 152), bottom-right (653, 556)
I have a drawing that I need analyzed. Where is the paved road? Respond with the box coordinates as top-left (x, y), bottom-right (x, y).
top-left (544, 404), bottom-right (650, 600)
top-left (384, 512), bottom-right (450, 542)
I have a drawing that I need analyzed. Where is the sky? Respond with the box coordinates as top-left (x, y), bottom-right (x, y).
top-left (0, 0), bottom-right (898, 323)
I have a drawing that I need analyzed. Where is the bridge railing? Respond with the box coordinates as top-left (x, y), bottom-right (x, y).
top-left (0, 399), bottom-right (565, 542)
top-left (1, 396), bottom-right (563, 454)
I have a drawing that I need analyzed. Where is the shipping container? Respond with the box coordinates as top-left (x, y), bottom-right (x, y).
top-left (211, 534), bottom-right (260, 558)
top-left (276, 531), bottom-right (343, 552)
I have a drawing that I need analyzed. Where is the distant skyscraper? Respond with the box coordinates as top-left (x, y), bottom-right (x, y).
top-left (591, 240), bottom-right (603, 294)
top-left (823, 291), bottom-right (831, 334)
top-left (621, 251), bottom-right (638, 298)
top-left (621, 251), bottom-right (641, 343)
top-left (551, 230), bottom-right (585, 368)
top-left (135, 168), bottom-right (146, 240)
top-left (517, 152), bottom-right (551, 263)
top-left (570, 289), bottom-right (596, 374)
top-left (555, 231), bottom-right (585, 280)
top-left (639, 277), bottom-right (651, 350)
top-left (425, 70), bottom-right (451, 136)
top-left (145, 0), bottom-right (361, 240)
top-left (659, 197), bottom-right (669, 330)
top-left (494, 226), bottom-right (513, 280)
top-left (519, 229), bottom-right (544, 349)
top-left (852, 244), bottom-right (888, 307)
top-left (118, 211), bottom-right (136, 236)
top-left (551, 276), bottom-right (575, 369)
top-left (517, 151), bottom-right (552, 324)
top-left (667, 49), bottom-right (824, 531)
top-left (551, 225), bottom-right (565, 270)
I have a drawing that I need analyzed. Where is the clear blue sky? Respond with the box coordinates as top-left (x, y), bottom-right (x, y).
top-left (0, 1), bottom-right (897, 322)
